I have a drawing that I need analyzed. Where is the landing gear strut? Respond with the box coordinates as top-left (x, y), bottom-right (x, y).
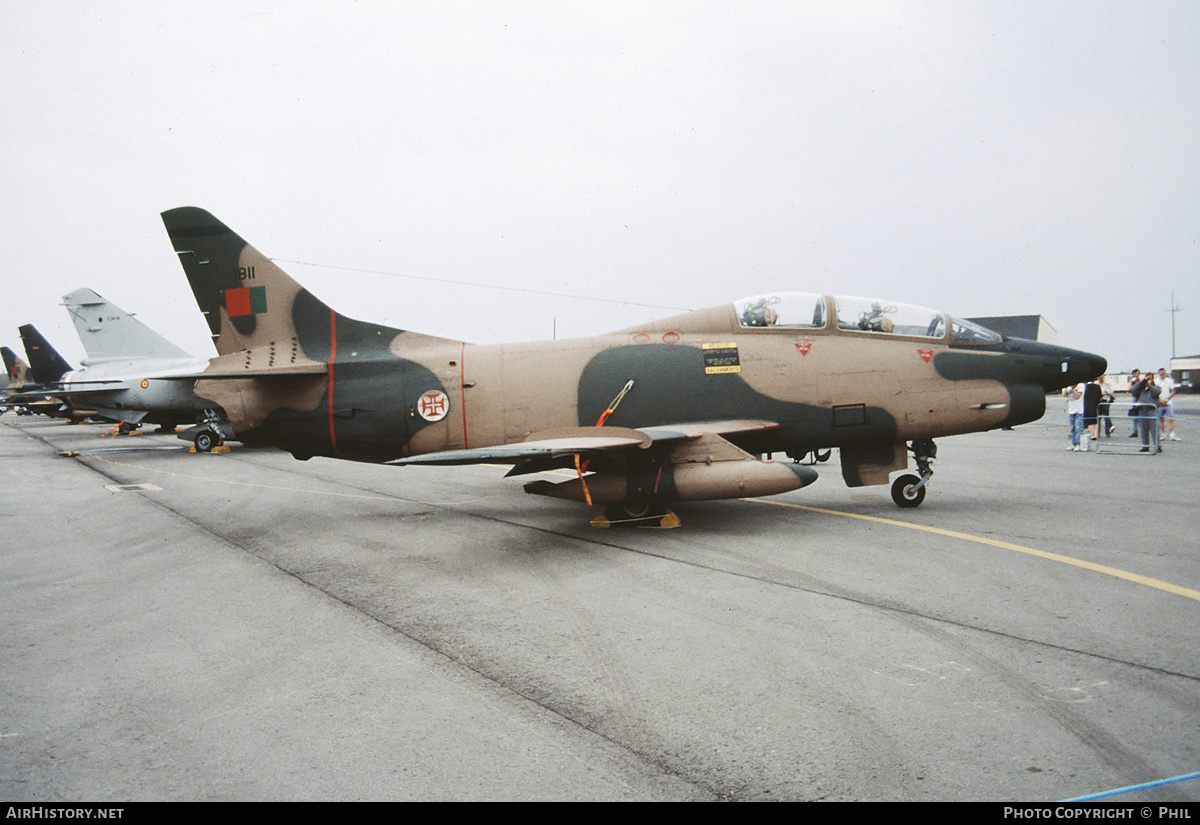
top-left (786, 448), bottom-right (831, 465)
top-left (891, 439), bottom-right (936, 508)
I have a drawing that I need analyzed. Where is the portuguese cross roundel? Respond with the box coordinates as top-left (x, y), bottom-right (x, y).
top-left (417, 389), bottom-right (450, 422)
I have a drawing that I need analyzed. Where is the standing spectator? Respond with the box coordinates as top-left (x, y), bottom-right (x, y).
top-left (1083, 376), bottom-right (1103, 447)
top-left (1132, 371), bottom-right (1161, 454)
top-left (1157, 368), bottom-right (1180, 441)
top-left (1096, 376), bottom-right (1115, 437)
top-left (1064, 383), bottom-right (1084, 451)
top-left (1127, 369), bottom-right (1142, 437)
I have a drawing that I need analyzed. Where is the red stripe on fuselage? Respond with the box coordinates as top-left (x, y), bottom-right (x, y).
top-left (327, 309), bottom-right (341, 457)
top-left (459, 342), bottom-right (469, 448)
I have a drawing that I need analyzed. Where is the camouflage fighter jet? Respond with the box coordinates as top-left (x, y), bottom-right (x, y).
top-left (2, 346), bottom-right (30, 388)
top-left (162, 206), bottom-right (1106, 525)
top-left (1, 346), bottom-right (37, 415)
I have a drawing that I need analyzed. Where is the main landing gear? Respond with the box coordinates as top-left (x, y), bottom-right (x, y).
top-left (178, 409), bottom-right (230, 453)
top-left (193, 428), bottom-right (221, 452)
top-left (891, 439), bottom-right (936, 508)
top-left (592, 498), bottom-right (681, 529)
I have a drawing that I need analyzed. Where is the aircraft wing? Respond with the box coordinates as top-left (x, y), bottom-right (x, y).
top-left (33, 377), bottom-right (169, 398)
top-left (32, 363), bottom-right (327, 400)
top-left (2, 387), bottom-right (67, 403)
top-left (46, 379), bottom-right (131, 397)
top-left (387, 420), bottom-right (780, 468)
top-left (161, 364), bottom-right (328, 380)
top-left (388, 426), bottom-right (652, 466)
top-left (636, 419), bottom-right (781, 441)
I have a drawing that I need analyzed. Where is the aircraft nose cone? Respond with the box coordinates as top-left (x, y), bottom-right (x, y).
top-left (1002, 338), bottom-right (1107, 391)
top-left (1062, 349), bottom-right (1108, 388)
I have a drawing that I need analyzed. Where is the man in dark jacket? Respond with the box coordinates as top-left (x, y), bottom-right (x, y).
top-left (1127, 369), bottom-right (1142, 436)
top-left (1132, 372), bottom-right (1161, 454)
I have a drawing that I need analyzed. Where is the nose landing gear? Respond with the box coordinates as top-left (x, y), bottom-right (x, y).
top-left (891, 439), bottom-right (936, 508)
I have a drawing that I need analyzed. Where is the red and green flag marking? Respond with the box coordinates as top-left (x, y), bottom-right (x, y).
top-left (224, 286), bottom-right (267, 317)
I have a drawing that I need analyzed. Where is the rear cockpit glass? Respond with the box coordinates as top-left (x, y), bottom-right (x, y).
top-left (951, 317), bottom-right (1002, 343)
top-left (834, 296), bottom-right (947, 339)
top-left (735, 293), bottom-right (827, 329)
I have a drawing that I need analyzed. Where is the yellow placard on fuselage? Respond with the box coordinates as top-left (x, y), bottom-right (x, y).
top-left (702, 342), bottom-right (741, 374)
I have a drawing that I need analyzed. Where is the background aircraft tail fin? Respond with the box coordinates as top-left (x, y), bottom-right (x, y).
top-left (62, 288), bottom-right (192, 363)
top-left (2, 347), bottom-right (30, 387)
top-left (18, 325), bottom-right (72, 384)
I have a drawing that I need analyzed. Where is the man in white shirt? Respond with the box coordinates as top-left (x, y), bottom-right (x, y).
top-left (1157, 368), bottom-right (1180, 441)
top-left (1065, 383), bottom-right (1085, 451)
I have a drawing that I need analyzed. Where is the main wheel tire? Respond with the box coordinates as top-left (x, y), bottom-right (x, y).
top-left (622, 498), bottom-right (652, 519)
top-left (194, 430), bottom-right (219, 452)
top-left (891, 474), bottom-right (926, 508)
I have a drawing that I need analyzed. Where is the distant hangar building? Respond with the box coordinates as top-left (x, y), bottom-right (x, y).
top-left (1169, 354), bottom-right (1199, 391)
top-left (966, 315), bottom-right (1058, 344)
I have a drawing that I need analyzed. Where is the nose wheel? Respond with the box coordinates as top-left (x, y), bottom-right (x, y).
top-left (892, 440), bottom-right (936, 508)
top-left (891, 474), bottom-right (927, 507)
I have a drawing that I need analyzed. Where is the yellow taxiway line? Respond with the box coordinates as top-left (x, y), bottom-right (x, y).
top-left (751, 498), bottom-right (1200, 604)
top-left (79, 450), bottom-right (1200, 604)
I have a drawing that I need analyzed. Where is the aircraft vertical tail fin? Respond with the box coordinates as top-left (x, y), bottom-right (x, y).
top-left (161, 207), bottom-right (343, 358)
top-left (18, 325), bottom-right (72, 384)
top-left (62, 288), bottom-right (192, 363)
top-left (2, 347), bottom-right (31, 388)
top-left (161, 206), bottom-right (466, 375)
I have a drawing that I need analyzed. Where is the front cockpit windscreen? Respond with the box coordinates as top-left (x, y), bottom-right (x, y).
top-left (834, 296), bottom-right (947, 339)
top-left (736, 293), bottom-right (827, 329)
top-left (950, 317), bottom-right (1002, 344)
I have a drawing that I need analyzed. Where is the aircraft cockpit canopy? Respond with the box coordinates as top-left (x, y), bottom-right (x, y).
top-left (834, 296), bottom-right (946, 338)
top-left (949, 316), bottom-right (1003, 344)
top-left (736, 293), bottom-right (827, 329)
top-left (733, 292), bottom-right (1002, 344)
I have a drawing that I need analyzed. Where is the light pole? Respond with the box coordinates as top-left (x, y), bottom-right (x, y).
top-left (1166, 291), bottom-right (1181, 361)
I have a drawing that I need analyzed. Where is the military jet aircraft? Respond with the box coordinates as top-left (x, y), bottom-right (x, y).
top-left (1, 347), bottom-right (36, 414)
top-left (2, 354), bottom-right (68, 418)
top-left (34, 288), bottom-right (223, 438)
top-left (20, 324), bottom-right (73, 386)
top-left (2, 337), bottom-right (89, 421)
top-left (3, 346), bottom-right (31, 387)
top-left (58, 288), bottom-right (208, 431)
top-left (162, 206), bottom-right (1105, 525)
top-left (12, 325), bottom-right (98, 422)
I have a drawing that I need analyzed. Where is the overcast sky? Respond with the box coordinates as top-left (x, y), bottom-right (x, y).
top-left (3, 1), bottom-right (1197, 375)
